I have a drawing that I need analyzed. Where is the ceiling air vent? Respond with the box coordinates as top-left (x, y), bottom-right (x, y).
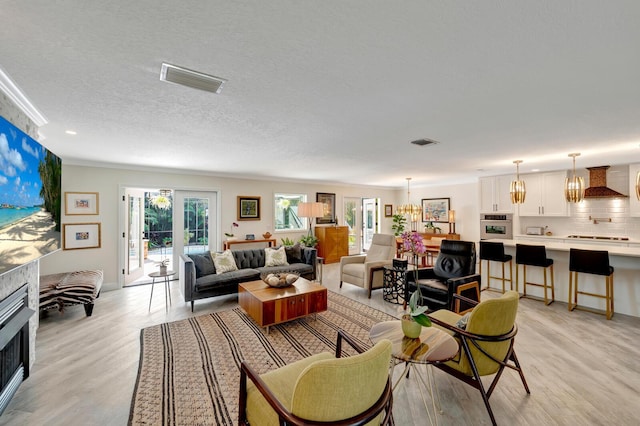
top-left (410, 138), bottom-right (439, 147)
top-left (160, 63), bottom-right (227, 94)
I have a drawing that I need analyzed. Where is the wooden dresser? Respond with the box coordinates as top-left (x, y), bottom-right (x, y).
top-left (315, 226), bottom-right (349, 264)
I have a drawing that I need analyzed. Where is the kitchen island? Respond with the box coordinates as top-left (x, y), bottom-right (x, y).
top-left (483, 237), bottom-right (640, 318)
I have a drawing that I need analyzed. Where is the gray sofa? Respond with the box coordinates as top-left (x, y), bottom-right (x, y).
top-left (180, 246), bottom-right (317, 311)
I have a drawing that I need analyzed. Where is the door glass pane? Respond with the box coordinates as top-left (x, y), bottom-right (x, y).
top-left (128, 195), bottom-right (142, 273)
top-left (146, 191), bottom-right (174, 270)
top-left (183, 197), bottom-right (209, 254)
top-left (344, 199), bottom-right (357, 251)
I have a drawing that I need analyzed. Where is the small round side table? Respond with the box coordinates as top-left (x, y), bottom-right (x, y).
top-left (148, 270), bottom-right (176, 313)
top-left (383, 265), bottom-right (407, 304)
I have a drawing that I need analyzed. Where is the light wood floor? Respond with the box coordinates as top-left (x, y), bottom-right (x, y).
top-left (1, 263), bottom-right (639, 425)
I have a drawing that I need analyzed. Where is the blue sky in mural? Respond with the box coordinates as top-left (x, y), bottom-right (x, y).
top-left (0, 116), bottom-right (44, 207)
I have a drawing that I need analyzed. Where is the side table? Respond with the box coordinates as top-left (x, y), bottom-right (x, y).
top-left (315, 256), bottom-right (324, 283)
top-left (383, 266), bottom-right (406, 304)
top-left (148, 270), bottom-right (176, 313)
top-left (370, 321), bottom-right (458, 426)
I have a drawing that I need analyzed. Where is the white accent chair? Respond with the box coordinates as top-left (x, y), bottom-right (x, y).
top-left (339, 234), bottom-right (396, 298)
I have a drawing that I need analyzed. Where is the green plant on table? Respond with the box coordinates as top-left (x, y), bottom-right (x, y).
top-left (404, 290), bottom-right (432, 327)
top-left (299, 234), bottom-right (318, 248)
top-left (281, 237), bottom-right (295, 246)
top-left (391, 214), bottom-right (407, 236)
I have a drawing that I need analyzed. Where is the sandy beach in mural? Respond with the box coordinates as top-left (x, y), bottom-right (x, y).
top-left (0, 210), bottom-right (60, 273)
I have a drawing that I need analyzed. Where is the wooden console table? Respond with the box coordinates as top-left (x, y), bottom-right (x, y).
top-left (223, 238), bottom-right (277, 250)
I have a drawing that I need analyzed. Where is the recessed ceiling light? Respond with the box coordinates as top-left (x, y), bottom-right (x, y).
top-left (410, 138), bottom-right (439, 147)
top-left (65, 130), bottom-right (77, 135)
top-left (160, 63), bottom-right (227, 94)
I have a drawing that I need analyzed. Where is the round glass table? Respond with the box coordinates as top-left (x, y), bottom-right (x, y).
top-left (370, 320), bottom-right (459, 425)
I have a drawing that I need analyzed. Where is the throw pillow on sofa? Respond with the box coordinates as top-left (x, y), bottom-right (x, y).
top-left (211, 250), bottom-right (239, 274)
top-left (189, 252), bottom-right (216, 278)
top-left (265, 246), bottom-right (288, 267)
top-left (284, 243), bottom-right (302, 264)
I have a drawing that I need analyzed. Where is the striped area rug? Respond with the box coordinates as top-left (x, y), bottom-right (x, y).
top-left (128, 291), bottom-right (396, 425)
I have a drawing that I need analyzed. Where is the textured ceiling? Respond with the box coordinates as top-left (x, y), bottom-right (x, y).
top-left (2, 1), bottom-right (640, 188)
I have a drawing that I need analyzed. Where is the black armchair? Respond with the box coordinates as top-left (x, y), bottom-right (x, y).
top-left (406, 240), bottom-right (481, 312)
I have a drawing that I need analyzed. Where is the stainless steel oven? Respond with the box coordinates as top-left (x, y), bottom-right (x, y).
top-left (480, 214), bottom-right (513, 240)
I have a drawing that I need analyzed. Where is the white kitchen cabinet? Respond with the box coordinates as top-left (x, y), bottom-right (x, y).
top-left (479, 175), bottom-right (514, 213)
top-left (629, 164), bottom-right (640, 217)
top-left (518, 171), bottom-right (568, 217)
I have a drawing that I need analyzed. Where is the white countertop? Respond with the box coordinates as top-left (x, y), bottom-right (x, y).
top-left (487, 237), bottom-right (640, 258)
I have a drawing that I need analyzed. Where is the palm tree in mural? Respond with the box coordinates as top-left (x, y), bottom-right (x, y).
top-left (38, 149), bottom-right (62, 232)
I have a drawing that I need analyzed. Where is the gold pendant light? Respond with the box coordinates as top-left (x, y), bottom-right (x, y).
top-left (396, 178), bottom-right (421, 228)
top-left (564, 153), bottom-right (585, 203)
top-left (510, 160), bottom-right (526, 204)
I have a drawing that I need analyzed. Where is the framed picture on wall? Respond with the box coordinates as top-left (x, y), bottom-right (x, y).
top-left (65, 192), bottom-right (99, 215)
top-left (316, 192), bottom-right (336, 224)
top-left (384, 204), bottom-right (393, 217)
top-left (421, 198), bottom-right (450, 223)
top-left (237, 196), bottom-right (261, 220)
top-left (63, 222), bottom-right (101, 250)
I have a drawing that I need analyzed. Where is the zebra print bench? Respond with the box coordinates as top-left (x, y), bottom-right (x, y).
top-left (39, 270), bottom-right (103, 316)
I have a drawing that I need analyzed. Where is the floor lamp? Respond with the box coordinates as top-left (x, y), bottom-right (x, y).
top-left (298, 202), bottom-right (325, 237)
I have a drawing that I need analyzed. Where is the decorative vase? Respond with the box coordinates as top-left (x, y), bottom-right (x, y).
top-left (226, 236), bottom-right (237, 241)
top-left (401, 316), bottom-right (422, 339)
top-left (159, 265), bottom-right (168, 275)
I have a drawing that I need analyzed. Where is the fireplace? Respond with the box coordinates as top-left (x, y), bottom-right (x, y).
top-left (0, 284), bottom-right (34, 414)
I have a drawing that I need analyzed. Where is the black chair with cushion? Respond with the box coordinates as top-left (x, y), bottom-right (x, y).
top-left (480, 241), bottom-right (513, 293)
top-left (406, 240), bottom-right (481, 312)
top-left (568, 248), bottom-right (614, 319)
top-left (515, 244), bottom-right (555, 305)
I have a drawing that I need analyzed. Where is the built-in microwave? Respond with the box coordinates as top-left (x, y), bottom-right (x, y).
top-left (480, 214), bottom-right (513, 240)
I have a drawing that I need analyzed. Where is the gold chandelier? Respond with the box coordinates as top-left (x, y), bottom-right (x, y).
top-left (396, 178), bottom-right (421, 222)
top-left (564, 153), bottom-right (585, 203)
top-left (510, 160), bottom-right (526, 204)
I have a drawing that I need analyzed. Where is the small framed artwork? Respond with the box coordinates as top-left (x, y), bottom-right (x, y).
top-left (65, 192), bottom-right (99, 215)
top-left (245, 234), bottom-right (255, 240)
top-left (316, 192), bottom-right (336, 224)
top-left (63, 222), bottom-right (101, 250)
top-left (384, 204), bottom-right (393, 217)
top-left (237, 196), bottom-right (261, 221)
top-left (421, 198), bottom-right (450, 223)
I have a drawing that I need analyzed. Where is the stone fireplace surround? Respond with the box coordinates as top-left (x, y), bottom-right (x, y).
top-left (0, 261), bottom-right (38, 376)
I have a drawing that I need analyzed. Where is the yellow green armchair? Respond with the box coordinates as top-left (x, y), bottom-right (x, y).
top-left (428, 290), bottom-right (530, 425)
top-left (239, 330), bottom-right (394, 426)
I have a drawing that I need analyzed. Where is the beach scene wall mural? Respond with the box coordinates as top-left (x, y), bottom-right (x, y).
top-left (0, 115), bottom-right (61, 275)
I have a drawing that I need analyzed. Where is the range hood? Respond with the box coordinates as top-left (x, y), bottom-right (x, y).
top-left (584, 166), bottom-right (627, 198)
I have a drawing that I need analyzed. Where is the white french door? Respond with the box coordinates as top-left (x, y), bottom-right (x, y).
top-left (124, 188), bottom-right (145, 285)
top-left (362, 198), bottom-right (380, 251)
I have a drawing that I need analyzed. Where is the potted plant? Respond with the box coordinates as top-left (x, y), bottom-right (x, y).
top-left (391, 214), bottom-right (407, 236)
top-left (225, 222), bottom-right (239, 240)
top-left (299, 234), bottom-right (318, 248)
top-left (158, 258), bottom-right (169, 275)
top-left (424, 221), bottom-right (442, 233)
top-left (402, 290), bottom-right (431, 338)
top-left (281, 237), bottom-right (295, 246)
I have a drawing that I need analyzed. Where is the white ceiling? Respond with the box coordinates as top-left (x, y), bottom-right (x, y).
top-left (2, 1), bottom-right (640, 189)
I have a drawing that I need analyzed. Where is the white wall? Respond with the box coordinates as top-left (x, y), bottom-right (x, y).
top-left (40, 164), bottom-right (399, 287)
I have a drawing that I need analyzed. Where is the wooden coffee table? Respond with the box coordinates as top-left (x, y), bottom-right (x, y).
top-left (238, 278), bottom-right (327, 332)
